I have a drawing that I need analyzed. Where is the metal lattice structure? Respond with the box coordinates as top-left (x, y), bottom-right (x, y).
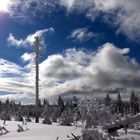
top-left (34, 36), bottom-right (40, 123)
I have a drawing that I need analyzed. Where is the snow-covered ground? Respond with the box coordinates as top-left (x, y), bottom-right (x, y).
top-left (118, 129), bottom-right (140, 140)
top-left (1, 120), bottom-right (140, 140)
top-left (0, 120), bottom-right (81, 140)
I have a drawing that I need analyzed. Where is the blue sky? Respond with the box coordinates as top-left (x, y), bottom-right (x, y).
top-left (0, 0), bottom-right (140, 103)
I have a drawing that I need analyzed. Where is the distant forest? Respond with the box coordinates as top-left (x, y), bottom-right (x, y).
top-left (0, 91), bottom-right (139, 126)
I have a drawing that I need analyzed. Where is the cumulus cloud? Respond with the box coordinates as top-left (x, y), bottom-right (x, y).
top-left (7, 28), bottom-right (54, 48)
top-left (1, 43), bottom-right (140, 103)
top-left (21, 52), bottom-right (35, 62)
top-left (68, 27), bottom-right (98, 43)
top-left (60, 0), bottom-right (140, 42)
top-left (39, 43), bottom-right (140, 99)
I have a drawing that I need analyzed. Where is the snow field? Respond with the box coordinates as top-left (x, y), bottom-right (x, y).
top-left (0, 120), bottom-right (81, 140)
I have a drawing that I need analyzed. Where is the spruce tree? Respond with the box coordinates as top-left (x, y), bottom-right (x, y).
top-left (130, 91), bottom-right (136, 114)
top-left (58, 96), bottom-right (65, 113)
top-left (130, 91), bottom-right (139, 114)
top-left (116, 93), bottom-right (123, 114)
top-left (104, 94), bottom-right (111, 106)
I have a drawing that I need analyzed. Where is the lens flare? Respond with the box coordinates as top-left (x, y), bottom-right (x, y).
top-left (0, 0), bottom-right (11, 13)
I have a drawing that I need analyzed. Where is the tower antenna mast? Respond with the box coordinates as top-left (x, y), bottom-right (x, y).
top-left (34, 36), bottom-right (40, 123)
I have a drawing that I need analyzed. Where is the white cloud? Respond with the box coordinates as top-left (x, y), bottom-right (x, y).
top-left (21, 52), bottom-right (35, 62)
top-left (38, 43), bottom-right (140, 99)
top-left (60, 0), bottom-right (75, 11)
top-left (7, 28), bottom-right (54, 48)
top-left (68, 27), bottom-right (98, 43)
top-left (7, 0), bottom-right (140, 41)
top-left (8, 0), bottom-right (58, 22)
top-left (0, 58), bottom-right (35, 103)
top-left (60, 0), bottom-right (140, 42)
top-left (5, 0), bottom-right (140, 42)
top-left (0, 59), bottom-right (24, 76)
top-left (1, 43), bottom-right (140, 103)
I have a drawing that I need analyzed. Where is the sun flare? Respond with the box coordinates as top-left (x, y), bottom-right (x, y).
top-left (0, 0), bottom-right (11, 13)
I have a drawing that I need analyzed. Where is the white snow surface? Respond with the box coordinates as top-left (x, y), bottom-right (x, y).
top-left (118, 129), bottom-right (140, 140)
top-left (1, 120), bottom-right (140, 140)
top-left (0, 120), bottom-right (81, 140)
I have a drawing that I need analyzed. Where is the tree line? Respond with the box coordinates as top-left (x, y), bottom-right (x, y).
top-left (0, 96), bottom-right (80, 125)
top-left (0, 92), bottom-right (139, 125)
top-left (104, 91), bottom-right (140, 115)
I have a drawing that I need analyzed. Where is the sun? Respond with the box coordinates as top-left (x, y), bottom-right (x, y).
top-left (0, 0), bottom-right (11, 13)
